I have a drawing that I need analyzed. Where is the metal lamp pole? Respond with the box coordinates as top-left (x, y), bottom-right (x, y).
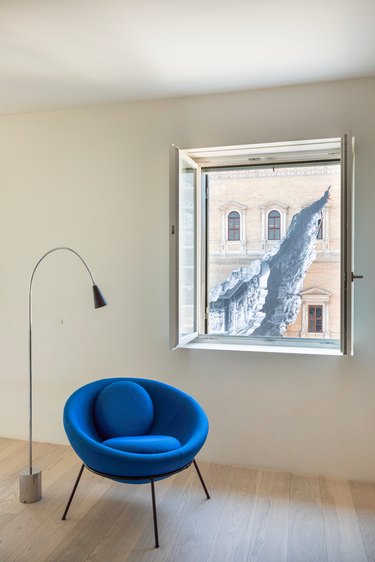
top-left (19, 247), bottom-right (107, 504)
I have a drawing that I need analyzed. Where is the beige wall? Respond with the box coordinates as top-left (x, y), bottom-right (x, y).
top-left (0, 77), bottom-right (373, 480)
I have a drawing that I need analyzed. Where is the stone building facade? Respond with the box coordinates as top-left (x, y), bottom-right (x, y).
top-left (207, 164), bottom-right (341, 339)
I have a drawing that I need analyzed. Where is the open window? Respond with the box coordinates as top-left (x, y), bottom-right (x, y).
top-left (170, 136), bottom-right (355, 355)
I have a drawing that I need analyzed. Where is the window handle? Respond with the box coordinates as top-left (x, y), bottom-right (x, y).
top-left (352, 273), bottom-right (364, 281)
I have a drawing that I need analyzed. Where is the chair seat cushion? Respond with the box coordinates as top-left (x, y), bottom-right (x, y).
top-left (94, 381), bottom-right (154, 438)
top-left (103, 435), bottom-right (182, 454)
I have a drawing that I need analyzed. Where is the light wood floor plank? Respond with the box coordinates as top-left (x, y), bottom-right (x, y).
top-left (349, 479), bottom-right (375, 562)
top-left (86, 486), bottom-right (156, 562)
top-left (122, 464), bottom-right (199, 562)
top-left (0, 441), bottom-right (73, 521)
top-left (320, 476), bottom-right (367, 562)
top-left (247, 469), bottom-right (290, 562)
top-left (44, 480), bottom-right (131, 562)
top-left (0, 441), bottom-right (29, 481)
top-left (207, 466), bottom-right (262, 562)
top-left (130, 462), bottom-right (234, 562)
top-left (4, 459), bottom-right (112, 562)
top-left (87, 476), bottom-right (181, 562)
top-left (157, 463), bottom-right (233, 562)
top-left (2, 439), bottom-right (375, 562)
top-left (288, 473), bottom-right (328, 562)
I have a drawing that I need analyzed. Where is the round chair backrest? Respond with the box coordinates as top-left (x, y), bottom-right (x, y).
top-left (94, 381), bottom-right (154, 439)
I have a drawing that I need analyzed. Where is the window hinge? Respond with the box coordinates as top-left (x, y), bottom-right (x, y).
top-left (205, 307), bottom-right (209, 319)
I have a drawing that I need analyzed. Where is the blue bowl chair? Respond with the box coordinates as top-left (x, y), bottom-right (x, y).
top-left (62, 378), bottom-right (210, 547)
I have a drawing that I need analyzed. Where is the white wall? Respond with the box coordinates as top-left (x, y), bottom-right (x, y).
top-left (0, 77), bottom-right (374, 480)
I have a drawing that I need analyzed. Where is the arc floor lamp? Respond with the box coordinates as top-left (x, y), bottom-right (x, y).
top-left (19, 247), bottom-right (107, 504)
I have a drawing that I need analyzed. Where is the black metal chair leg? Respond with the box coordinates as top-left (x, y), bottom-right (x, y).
top-left (193, 460), bottom-right (210, 499)
top-left (150, 480), bottom-right (159, 548)
top-left (62, 463), bottom-right (85, 520)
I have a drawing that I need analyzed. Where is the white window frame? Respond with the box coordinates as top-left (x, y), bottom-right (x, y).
top-left (170, 135), bottom-right (355, 356)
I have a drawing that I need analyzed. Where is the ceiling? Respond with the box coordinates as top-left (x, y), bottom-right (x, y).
top-left (1, 0), bottom-right (375, 115)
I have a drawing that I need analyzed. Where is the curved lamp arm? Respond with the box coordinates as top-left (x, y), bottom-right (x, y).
top-left (28, 247), bottom-right (107, 473)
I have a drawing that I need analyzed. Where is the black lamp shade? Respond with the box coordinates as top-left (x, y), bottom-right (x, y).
top-left (92, 284), bottom-right (107, 309)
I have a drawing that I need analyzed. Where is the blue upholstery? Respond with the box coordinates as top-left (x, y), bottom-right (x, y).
top-left (63, 378), bottom-right (209, 483)
top-left (95, 381), bottom-right (154, 438)
top-left (103, 435), bottom-right (181, 454)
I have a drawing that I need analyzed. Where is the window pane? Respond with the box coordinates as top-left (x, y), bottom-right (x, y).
top-left (228, 211), bottom-right (240, 241)
top-left (180, 155), bottom-right (196, 338)
top-left (207, 164), bottom-right (340, 342)
top-left (317, 214), bottom-right (323, 239)
top-left (268, 210), bottom-right (281, 240)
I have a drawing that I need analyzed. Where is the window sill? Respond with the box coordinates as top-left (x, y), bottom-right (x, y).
top-left (177, 336), bottom-right (342, 356)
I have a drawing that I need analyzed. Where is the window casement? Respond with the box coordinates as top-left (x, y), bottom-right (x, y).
top-left (268, 210), bottom-right (281, 240)
top-left (317, 214), bottom-right (323, 240)
top-left (170, 135), bottom-right (356, 356)
top-left (228, 211), bottom-right (240, 241)
top-left (308, 305), bottom-right (323, 333)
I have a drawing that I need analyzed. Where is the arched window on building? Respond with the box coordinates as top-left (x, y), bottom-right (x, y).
top-left (268, 210), bottom-right (281, 240)
top-left (228, 211), bottom-right (240, 241)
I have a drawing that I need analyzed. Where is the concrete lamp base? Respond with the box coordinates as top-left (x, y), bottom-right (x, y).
top-left (19, 466), bottom-right (42, 503)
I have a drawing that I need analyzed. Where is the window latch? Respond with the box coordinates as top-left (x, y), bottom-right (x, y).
top-left (351, 273), bottom-right (364, 281)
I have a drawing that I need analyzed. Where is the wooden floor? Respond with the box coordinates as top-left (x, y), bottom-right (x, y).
top-left (1, 439), bottom-right (375, 562)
